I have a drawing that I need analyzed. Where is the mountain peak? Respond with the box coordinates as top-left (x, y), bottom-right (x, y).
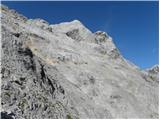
top-left (1, 4), bottom-right (159, 119)
top-left (147, 64), bottom-right (159, 74)
top-left (69, 19), bottom-right (82, 24)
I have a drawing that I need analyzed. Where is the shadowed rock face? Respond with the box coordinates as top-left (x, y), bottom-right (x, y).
top-left (1, 4), bottom-right (159, 119)
top-left (1, 112), bottom-right (15, 119)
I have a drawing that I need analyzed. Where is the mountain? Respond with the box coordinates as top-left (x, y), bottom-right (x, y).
top-left (1, 5), bottom-right (159, 119)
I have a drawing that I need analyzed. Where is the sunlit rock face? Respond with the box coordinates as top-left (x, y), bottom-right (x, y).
top-left (1, 5), bottom-right (159, 119)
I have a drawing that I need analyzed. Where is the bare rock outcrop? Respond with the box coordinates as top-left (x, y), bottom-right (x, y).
top-left (1, 5), bottom-right (159, 119)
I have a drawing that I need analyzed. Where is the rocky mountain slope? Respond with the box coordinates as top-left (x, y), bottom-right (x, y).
top-left (1, 5), bottom-right (159, 119)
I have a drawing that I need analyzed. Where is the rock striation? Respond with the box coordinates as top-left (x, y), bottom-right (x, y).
top-left (1, 5), bottom-right (159, 119)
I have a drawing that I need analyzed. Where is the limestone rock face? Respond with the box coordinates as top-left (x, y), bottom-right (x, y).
top-left (1, 5), bottom-right (159, 119)
top-left (147, 64), bottom-right (159, 74)
top-left (50, 20), bottom-right (95, 42)
top-left (27, 19), bottom-right (51, 32)
top-left (142, 65), bottom-right (159, 84)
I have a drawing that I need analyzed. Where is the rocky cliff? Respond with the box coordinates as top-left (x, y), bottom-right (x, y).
top-left (1, 5), bottom-right (159, 119)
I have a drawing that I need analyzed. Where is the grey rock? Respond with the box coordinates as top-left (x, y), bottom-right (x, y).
top-left (1, 5), bottom-right (159, 119)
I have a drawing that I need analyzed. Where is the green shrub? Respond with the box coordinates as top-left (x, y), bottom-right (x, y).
top-left (66, 114), bottom-right (72, 119)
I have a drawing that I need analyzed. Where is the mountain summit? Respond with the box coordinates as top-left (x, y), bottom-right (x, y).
top-left (1, 5), bottom-right (159, 119)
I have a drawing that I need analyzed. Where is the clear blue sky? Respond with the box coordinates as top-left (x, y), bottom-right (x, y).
top-left (2, 1), bottom-right (159, 69)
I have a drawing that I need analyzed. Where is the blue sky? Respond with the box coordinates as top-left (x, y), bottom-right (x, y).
top-left (2, 1), bottom-right (159, 69)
